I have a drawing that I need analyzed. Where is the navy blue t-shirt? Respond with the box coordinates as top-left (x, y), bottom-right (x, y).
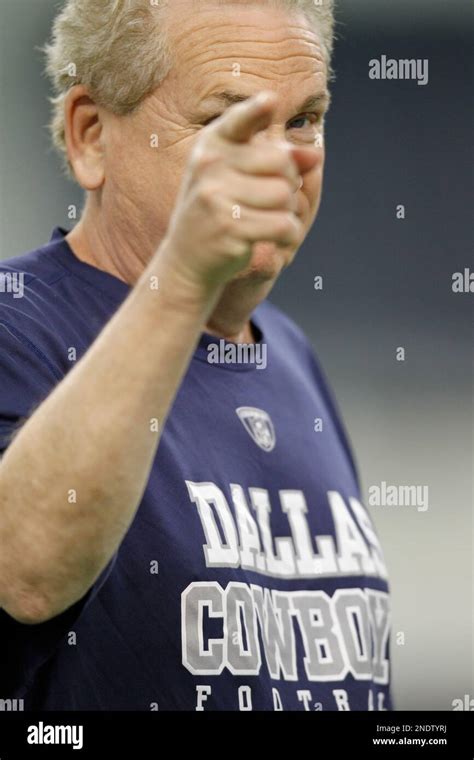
top-left (0, 228), bottom-right (392, 711)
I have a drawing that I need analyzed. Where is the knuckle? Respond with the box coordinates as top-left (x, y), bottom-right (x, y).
top-left (272, 180), bottom-right (293, 206)
top-left (217, 213), bottom-right (234, 235)
top-left (268, 148), bottom-right (291, 173)
top-left (191, 145), bottom-right (221, 174)
top-left (196, 181), bottom-right (221, 206)
top-left (206, 201), bottom-right (235, 234)
top-left (275, 214), bottom-right (297, 238)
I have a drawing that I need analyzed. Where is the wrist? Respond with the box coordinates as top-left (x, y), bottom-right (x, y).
top-left (138, 239), bottom-right (224, 319)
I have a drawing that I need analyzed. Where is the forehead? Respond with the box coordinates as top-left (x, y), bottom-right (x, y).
top-left (162, 1), bottom-right (328, 97)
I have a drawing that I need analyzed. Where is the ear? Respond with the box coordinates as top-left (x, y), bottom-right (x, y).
top-left (64, 85), bottom-right (105, 190)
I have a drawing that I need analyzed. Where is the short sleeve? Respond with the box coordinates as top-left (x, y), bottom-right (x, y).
top-left (305, 345), bottom-right (362, 495)
top-left (0, 316), bottom-right (117, 696)
top-left (256, 300), bottom-right (363, 495)
top-left (0, 317), bottom-right (63, 451)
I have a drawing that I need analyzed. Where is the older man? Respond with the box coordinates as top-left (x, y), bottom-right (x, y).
top-left (0, 0), bottom-right (391, 711)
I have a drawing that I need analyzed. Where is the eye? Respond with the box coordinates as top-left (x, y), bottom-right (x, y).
top-left (201, 113), bottom-right (221, 127)
top-left (288, 112), bottom-right (322, 130)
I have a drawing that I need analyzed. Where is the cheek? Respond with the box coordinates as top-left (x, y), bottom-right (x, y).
top-left (122, 135), bottom-right (186, 211)
top-left (302, 162), bottom-right (324, 220)
top-left (145, 133), bottom-right (202, 220)
top-left (154, 153), bottom-right (188, 218)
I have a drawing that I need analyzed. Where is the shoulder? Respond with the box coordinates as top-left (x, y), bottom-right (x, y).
top-left (0, 234), bottom-right (78, 383)
top-left (254, 299), bottom-right (315, 356)
top-left (0, 234), bottom-right (70, 326)
top-left (0, 228), bottom-right (73, 291)
top-left (256, 299), bottom-right (362, 491)
top-left (254, 298), bottom-right (329, 385)
top-left (0, 233), bottom-right (90, 448)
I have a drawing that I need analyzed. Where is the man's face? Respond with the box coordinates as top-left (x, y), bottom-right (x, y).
top-left (101, 1), bottom-right (329, 282)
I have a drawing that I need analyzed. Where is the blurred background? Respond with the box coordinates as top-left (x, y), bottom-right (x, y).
top-left (0, 0), bottom-right (472, 710)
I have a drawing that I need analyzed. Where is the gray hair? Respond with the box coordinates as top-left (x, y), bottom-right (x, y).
top-left (43, 0), bottom-right (336, 175)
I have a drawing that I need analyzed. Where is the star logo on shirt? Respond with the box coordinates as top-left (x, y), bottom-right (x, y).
top-left (235, 406), bottom-right (276, 452)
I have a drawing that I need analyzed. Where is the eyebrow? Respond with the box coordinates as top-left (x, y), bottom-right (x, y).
top-left (192, 90), bottom-right (331, 121)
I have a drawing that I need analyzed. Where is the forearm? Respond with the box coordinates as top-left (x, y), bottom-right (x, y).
top-left (0, 245), bottom-right (219, 624)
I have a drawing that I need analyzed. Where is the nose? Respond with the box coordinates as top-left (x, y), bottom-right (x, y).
top-left (252, 127), bottom-right (303, 192)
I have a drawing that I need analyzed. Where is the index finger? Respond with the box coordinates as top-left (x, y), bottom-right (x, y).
top-left (214, 91), bottom-right (278, 144)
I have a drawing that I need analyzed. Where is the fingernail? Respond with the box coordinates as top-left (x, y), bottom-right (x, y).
top-left (254, 92), bottom-right (269, 105)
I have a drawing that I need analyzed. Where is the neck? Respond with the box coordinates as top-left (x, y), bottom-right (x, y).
top-left (205, 275), bottom-right (274, 343)
top-left (66, 202), bottom-right (273, 344)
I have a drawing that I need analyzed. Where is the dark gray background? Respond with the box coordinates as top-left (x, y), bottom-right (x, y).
top-left (0, 0), bottom-right (472, 710)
